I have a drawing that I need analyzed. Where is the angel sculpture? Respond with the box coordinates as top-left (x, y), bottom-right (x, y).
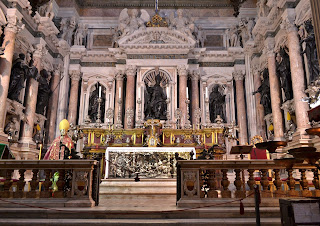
top-left (168, 9), bottom-right (194, 37)
top-left (117, 9), bottom-right (150, 38)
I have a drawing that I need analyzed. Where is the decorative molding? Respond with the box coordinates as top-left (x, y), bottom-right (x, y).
top-left (127, 54), bottom-right (188, 59)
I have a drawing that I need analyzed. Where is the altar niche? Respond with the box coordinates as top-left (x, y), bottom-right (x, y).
top-left (88, 83), bottom-right (106, 123)
top-left (143, 68), bottom-right (170, 120)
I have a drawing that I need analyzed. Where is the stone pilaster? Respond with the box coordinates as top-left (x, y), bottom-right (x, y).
top-left (114, 71), bottom-right (124, 127)
top-left (233, 70), bottom-right (248, 145)
top-left (47, 65), bottom-right (62, 145)
top-left (124, 66), bottom-right (136, 129)
top-left (67, 70), bottom-right (81, 126)
top-left (0, 9), bottom-right (24, 134)
top-left (265, 38), bottom-right (285, 141)
top-left (282, 11), bottom-right (310, 137)
top-left (191, 71), bottom-right (200, 126)
top-left (178, 65), bottom-right (188, 128)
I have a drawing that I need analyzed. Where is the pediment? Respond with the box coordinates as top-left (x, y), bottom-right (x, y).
top-left (118, 27), bottom-right (196, 49)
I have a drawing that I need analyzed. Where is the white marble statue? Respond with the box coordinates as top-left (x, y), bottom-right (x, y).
top-left (38, 0), bottom-right (54, 20)
top-left (169, 9), bottom-right (194, 37)
top-left (196, 26), bottom-right (206, 48)
top-left (228, 26), bottom-right (241, 47)
top-left (258, 0), bottom-right (268, 18)
top-left (117, 9), bottom-right (150, 38)
top-left (74, 23), bottom-right (88, 46)
top-left (246, 18), bottom-right (255, 41)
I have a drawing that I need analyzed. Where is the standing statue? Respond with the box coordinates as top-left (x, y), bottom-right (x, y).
top-left (258, 0), bottom-right (268, 18)
top-left (228, 26), bottom-right (241, 47)
top-left (300, 20), bottom-right (320, 83)
top-left (276, 48), bottom-right (293, 101)
top-left (253, 68), bottom-right (272, 115)
top-left (36, 69), bottom-right (51, 115)
top-left (74, 23), bottom-right (88, 46)
top-left (209, 85), bottom-right (226, 123)
top-left (169, 9), bottom-right (194, 37)
top-left (88, 83), bottom-right (105, 123)
top-left (144, 71), bottom-right (167, 120)
top-left (8, 54), bottom-right (29, 102)
top-left (196, 26), bottom-right (206, 48)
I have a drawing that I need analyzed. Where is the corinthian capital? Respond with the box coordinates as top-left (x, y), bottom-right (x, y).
top-left (116, 70), bottom-right (124, 81)
top-left (33, 43), bottom-right (48, 58)
top-left (191, 70), bottom-right (200, 81)
top-left (233, 70), bottom-right (245, 81)
top-left (126, 65), bottom-right (137, 77)
top-left (69, 70), bottom-right (81, 81)
top-left (264, 38), bottom-right (275, 57)
top-left (281, 10), bottom-right (297, 33)
top-left (177, 65), bottom-right (188, 77)
top-left (5, 8), bottom-right (25, 34)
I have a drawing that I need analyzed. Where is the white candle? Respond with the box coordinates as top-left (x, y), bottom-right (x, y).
top-left (186, 87), bottom-right (188, 99)
top-left (206, 87), bottom-right (208, 98)
top-left (138, 87), bottom-right (141, 99)
top-left (99, 86), bottom-right (101, 98)
top-left (109, 93), bottom-right (111, 107)
top-left (119, 87), bottom-right (121, 99)
top-left (166, 86), bottom-right (169, 97)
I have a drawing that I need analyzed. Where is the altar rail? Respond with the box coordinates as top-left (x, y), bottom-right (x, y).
top-left (0, 160), bottom-right (98, 207)
top-left (177, 160), bottom-right (319, 205)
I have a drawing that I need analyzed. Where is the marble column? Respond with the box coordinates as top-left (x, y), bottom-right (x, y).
top-left (67, 71), bottom-right (81, 125)
top-left (178, 65), bottom-right (188, 127)
top-left (0, 9), bottom-right (22, 133)
top-left (252, 65), bottom-right (266, 140)
top-left (124, 66), bottom-right (136, 129)
top-left (114, 71), bottom-right (124, 128)
top-left (282, 16), bottom-right (311, 135)
top-left (265, 40), bottom-right (285, 140)
top-left (233, 71), bottom-right (248, 145)
top-left (47, 65), bottom-right (62, 145)
top-left (191, 71), bottom-right (200, 126)
top-left (21, 44), bottom-right (46, 144)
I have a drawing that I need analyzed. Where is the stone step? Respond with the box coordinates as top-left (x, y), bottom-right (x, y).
top-left (0, 218), bottom-right (282, 225)
top-left (0, 207), bottom-right (281, 219)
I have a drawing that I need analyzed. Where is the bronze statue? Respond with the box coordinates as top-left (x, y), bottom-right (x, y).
top-left (209, 85), bottom-right (226, 122)
top-left (144, 73), bottom-right (167, 120)
top-left (276, 48), bottom-right (293, 101)
top-left (36, 69), bottom-right (51, 115)
top-left (8, 54), bottom-right (29, 102)
top-left (300, 20), bottom-right (320, 83)
top-left (253, 68), bottom-right (272, 115)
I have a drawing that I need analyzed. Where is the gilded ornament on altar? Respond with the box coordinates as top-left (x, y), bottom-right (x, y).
top-left (146, 14), bottom-right (168, 27)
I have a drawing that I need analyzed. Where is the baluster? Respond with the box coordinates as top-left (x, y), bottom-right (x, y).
top-left (260, 169), bottom-right (271, 197)
top-left (40, 170), bottom-right (52, 198)
top-left (312, 169), bottom-right (320, 197)
top-left (208, 170), bottom-right (218, 198)
top-left (300, 169), bottom-right (312, 197)
top-left (54, 169), bottom-right (65, 198)
top-left (221, 169), bottom-right (231, 198)
top-left (273, 169), bottom-right (284, 197)
top-left (0, 170), bottom-right (13, 198)
top-left (13, 169), bottom-right (26, 198)
top-left (247, 169), bottom-right (255, 196)
top-left (234, 169), bottom-right (245, 198)
top-left (26, 169), bottom-right (39, 198)
top-left (287, 168), bottom-right (299, 196)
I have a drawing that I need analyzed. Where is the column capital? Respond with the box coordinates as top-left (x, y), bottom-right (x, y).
top-left (116, 71), bottom-right (124, 81)
top-left (264, 38), bottom-right (276, 57)
top-left (53, 64), bottom-right (63, 78)
top-left (4, 8), bottom-right (24, 34)
top-left (69, 70), bottom-right (81, 81)
top-left (126, 65), bottom-right (136, 77)
top-left (190, 70), bottom-right (200, 81)
top-left (233, 70), bottom-right (245, 81)
top-left (177, 65), bottom-right (188, 77)
top-left (281, 9), bottom-right (298, 33)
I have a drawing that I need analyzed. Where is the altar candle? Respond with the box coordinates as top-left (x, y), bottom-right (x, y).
top-left (99, 86), bottom-right (101, 98)
top-left (138, 87), bottom-right (141, 99)
top-left (186, 87), bottom-right (188, 99)
top-left (205, 87), bottom-right (208, 98)
top-left (166, 86), bottom-right (169, 96)
top-left (119, 87), bottom-right (121, 99)
top-left (109, 93), bottom-right (111, 107)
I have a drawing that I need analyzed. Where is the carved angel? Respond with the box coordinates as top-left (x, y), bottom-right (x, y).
top-left (117, 9), bottom-right (150, 38)
top-left (168, 9), bottom-right (194, 37)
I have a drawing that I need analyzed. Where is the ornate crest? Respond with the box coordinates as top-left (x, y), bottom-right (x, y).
top-left (146, 14), bottom-right (168, 27)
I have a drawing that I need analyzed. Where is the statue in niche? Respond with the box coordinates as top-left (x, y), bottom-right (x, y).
top-left (88, 83), bottom-right (105, 123)
top-left (209, 85), bottom-right (226, 123)
top-left (276, 48), bottom-right (293, 102)
top-left (300, 20), bottom-right (320, 83)
top-left (8, 54), bottom-right (30, 102)
top-left (74, 23), bottom-right (88, 46)
top-left (228, 26), bottom-right (241, 47)
top-left (253, 68), bottom-right (272, 115)
top-left (36, 69), bottom-right (51, 115)
top-left (144, 71), bottom-right (167, 120)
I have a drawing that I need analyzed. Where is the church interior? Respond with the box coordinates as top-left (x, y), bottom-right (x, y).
top-left (0, 0), bottom-right (320, 225)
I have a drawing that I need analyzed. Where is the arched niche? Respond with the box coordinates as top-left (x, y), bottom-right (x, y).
top-left (88, 82), bottom-right (107, 123)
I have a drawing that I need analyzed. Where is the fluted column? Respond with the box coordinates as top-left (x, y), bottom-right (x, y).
top-left (265, 39), bottom-right (285, 140)
top-left (47, 65), bottom-right (62, 144)
top-left (233, 71), bottom-right (248, 145)
top-left (21, 44), bottom-right (46, 144)
top-left (252, 64), bottom-right (266, 140)
top-left (124, 66), bottom-right (136, 129)
top-left (0, 9), bottom-right (23, 133)
top-left (114, 71), bottom-right (124, 128)
top-left (67, 70), bottom-right (81, 126)
top-left (282, 13), bottom-right (311, 136)
top-left (191, 71), bottom-right (200, 126)
top-left (178, 65), bottom-right (188, 127)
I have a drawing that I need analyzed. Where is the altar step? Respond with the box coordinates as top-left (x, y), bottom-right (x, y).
top-left (100, 178), bottom-right (177, 199)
